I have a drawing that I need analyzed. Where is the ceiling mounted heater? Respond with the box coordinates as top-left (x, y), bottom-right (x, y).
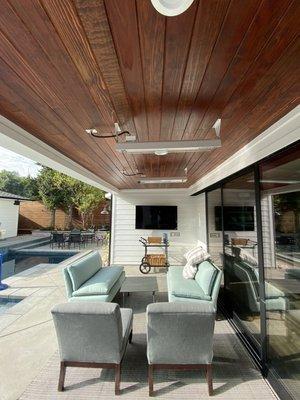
top-left (116, 139), bottom-right (221, 155)
top-left (138, 176), bottom-right (187, 184)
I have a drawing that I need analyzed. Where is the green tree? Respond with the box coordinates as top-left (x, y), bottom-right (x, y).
top-left (37, 167), bottom-right (68, 228)
top-left (36, 166), bottom-right (105, 229)
top-left (73, 183), bottom-right (105, 229)
top-left (0, 170), bottom-right (39, 199)
top-left (53, 173), bottom-right (80, 229)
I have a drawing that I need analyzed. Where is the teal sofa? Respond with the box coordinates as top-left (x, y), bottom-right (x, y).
top-left (63, 251), bottom-right (125, 302)
top-left (167, 260), bottom-right (223, 308)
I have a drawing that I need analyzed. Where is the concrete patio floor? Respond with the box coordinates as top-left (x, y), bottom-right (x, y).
top-left (0, 256), bottom-right (278, 400)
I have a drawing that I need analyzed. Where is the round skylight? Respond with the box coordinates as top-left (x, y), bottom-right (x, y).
top-left (151, 0), bottom-right (195, 17)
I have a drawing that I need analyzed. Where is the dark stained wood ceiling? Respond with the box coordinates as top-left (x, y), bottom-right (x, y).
top-left (0, 0), bottom-right (299, 189)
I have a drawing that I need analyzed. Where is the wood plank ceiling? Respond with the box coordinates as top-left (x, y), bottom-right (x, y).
top-left (0, 0), bottom-right (299, 190)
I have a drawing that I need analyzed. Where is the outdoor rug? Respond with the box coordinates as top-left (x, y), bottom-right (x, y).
top-left (20, 291), bottom-right (277, 400)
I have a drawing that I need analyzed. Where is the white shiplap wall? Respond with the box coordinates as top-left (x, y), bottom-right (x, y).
top-left (111, 192), bottom-right (206, 266)
top-left (0, 199), bottom-right (19, 238)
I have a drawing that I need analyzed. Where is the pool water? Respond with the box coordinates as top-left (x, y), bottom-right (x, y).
top-left (0, 298), bottom-right (21, 314)
top-left (1, 252), bottom-right (74, 280)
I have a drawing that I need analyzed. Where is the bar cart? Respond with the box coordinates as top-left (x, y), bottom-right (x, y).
top-left (139, 236), bottom-right (170, 274)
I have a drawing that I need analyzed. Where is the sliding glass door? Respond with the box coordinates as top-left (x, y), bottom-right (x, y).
top-left (206, 188), bottom-right (223, 267)
top-left (260, 145), bottom-right (300, 400)
top-left (205, 141), bottom-right (300, 400)
top-left (222, 171), bottom-right (261, 352)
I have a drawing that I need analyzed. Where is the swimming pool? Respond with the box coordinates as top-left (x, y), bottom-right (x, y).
top-left (0, 298), bottom-right (21, 314)
top-left (1, 251), bottom-right (76, 280)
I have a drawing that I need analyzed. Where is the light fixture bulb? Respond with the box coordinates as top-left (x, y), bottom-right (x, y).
top-left (86, 128), bottom-right (98, 135)
top-left (154, 149), bottom-right (168, 156)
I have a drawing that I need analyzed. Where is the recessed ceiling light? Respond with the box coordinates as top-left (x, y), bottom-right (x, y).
top-left (138, 176), bottom-right (187, 184)
top-left (116, 139), bottom-right (221, 155)
top-left (151, 0), bottom-right (195, 16)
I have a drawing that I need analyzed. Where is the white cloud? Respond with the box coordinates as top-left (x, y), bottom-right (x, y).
top-left (0, 146), bottom-right (41, 177)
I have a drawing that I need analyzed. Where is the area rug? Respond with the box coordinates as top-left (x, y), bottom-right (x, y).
top-left (20, 291), bottom-right (276, 399)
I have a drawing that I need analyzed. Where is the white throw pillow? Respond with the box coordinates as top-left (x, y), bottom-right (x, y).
top-left (182, 262), bottom-right (198, 279)
top-left (239, 248), bottom-right (258, 266)
top-left (182, 245), bottom-right (210, 279)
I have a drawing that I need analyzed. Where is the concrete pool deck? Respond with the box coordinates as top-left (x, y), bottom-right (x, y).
top-left (0, 248), bottom-right (127, 400)
top-left (0, 261), bottom-right (68, 400)
top-left (0, 255), bottom-right (277, 400)
top-left (0, 234), bottom-right (50, 251)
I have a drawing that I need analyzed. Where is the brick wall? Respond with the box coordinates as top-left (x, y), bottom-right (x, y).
top-left (19, 200), bottom-right (110, 230)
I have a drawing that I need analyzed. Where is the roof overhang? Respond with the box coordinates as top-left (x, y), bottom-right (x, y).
top-left (0, 115), bottom-right (120, 196)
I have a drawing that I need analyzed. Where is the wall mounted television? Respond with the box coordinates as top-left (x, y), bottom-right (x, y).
top-left (215, 206), bottom-right (255, 231)
top-left (135, 205), bottom-right (177, 230)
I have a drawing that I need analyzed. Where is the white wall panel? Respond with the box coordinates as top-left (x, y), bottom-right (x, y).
top-left (111, 192), bottom-right (206, 266)
top-left (0, 199), bottom-right (19, 238)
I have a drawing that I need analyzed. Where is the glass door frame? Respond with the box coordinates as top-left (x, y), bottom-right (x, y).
top-left (205, 165), bottom-right (267, 369)
top-left (197, 141), bottom-right (300, 400)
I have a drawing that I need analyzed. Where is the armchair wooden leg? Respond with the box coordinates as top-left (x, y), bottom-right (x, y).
top-left (129, 330), bottom-right (133, 344)
top-left (58, 362), bottom-right (66, 392)
top-left (115, 363), bottom-right (121, 395)
top-left (148, 364), bottom-right (154, 396)
top-left (206, 364), bottom-right (213, 396)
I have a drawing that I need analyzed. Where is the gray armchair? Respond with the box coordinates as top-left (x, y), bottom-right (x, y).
top-left (51, 302), bottom-right (133, 395)
top-left (146, 302), bottom-right (216, 396)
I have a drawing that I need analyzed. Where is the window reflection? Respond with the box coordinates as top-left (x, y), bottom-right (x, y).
top-left (206, 143), bottom-right (300, 400)
top-left (261, 145), bottom-right (300, 400)
top-left (222, 172), bottom-right (261, 349)
top-left (207, 189), bottom-right (223, 267)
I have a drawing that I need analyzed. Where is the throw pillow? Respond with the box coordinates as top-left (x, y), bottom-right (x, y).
top-left (183, 245), bottom-right (210, 279)
top-left (239, 248), bottom-right (258, 266)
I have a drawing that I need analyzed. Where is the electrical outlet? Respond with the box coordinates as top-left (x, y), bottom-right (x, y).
top-left (170, 232), bottom-right (180, 237)
top-left (210, 232), bottom-right (220, 238)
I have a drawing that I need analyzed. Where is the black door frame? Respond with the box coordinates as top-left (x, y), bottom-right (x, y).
top-left (198, 141), bottom-right (300, 400)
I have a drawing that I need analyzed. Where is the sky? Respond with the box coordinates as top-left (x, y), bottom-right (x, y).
top-left (0, 146), bottom-right (41, 177)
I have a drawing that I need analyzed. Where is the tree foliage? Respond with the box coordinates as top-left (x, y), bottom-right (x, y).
top-left (0, 167), bottom-right (106, 228)
top-left (0, 170), bottom-right (39, 199)
top-left (74, 183), bottom-right (105, 229)
top-left (37, 167), bottom-right (105, 228)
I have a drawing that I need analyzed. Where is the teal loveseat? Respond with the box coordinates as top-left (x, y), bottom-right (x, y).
top-left (63, 251), bottom-right (125, 302)
top-left (167, 260), bottom-right (222, 308)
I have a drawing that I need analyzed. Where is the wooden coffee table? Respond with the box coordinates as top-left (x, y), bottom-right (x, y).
top-left (120, 276), bottom-right (159, 306)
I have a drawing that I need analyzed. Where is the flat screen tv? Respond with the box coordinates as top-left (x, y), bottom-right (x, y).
top-left (215, 206), bottom-right (254, 231)
top-left (135, 205), bottom-right (177, 230)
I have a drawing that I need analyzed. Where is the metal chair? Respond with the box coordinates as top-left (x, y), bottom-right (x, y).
top-left (50, 232), bottom-right (66, 249)
top-left (68, 233), bottom-right (84, 249)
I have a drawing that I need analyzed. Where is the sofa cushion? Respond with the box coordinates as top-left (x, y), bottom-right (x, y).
top-left (172, 286), bottom-right (211, 301)
top-left (72, 266), bottom-right (124, 296)
top-left (195, 261), bottom-right (218, 296)
top-left (265, 282), bottom-right (285, 299)
top-left (168, 266), bottom-right (211, 301)
top-left (68, 251), bottom-right (102, 291)
top-left (285, 268), bottom-right (300, 279)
